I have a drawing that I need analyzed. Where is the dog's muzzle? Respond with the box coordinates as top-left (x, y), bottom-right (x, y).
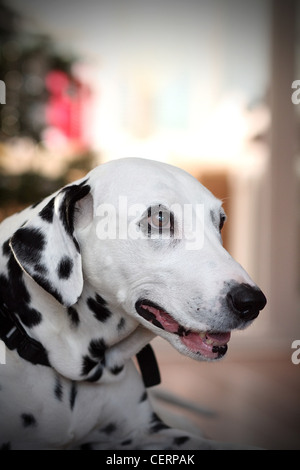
top-left (226, 283), bottom-right (267, 322)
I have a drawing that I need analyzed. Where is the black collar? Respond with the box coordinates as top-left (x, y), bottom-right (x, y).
top-left (0, 302), bottom-right (50, 366)
top-left (0, 302), bottom-right (160, 388)
top-left (136, 344), bottom-right (161, 388)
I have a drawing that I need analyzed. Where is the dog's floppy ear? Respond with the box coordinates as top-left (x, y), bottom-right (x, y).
top-left (10, 181), bottom-right (92, 307)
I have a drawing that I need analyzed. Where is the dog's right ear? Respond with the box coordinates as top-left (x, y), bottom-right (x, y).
top-left (10, 181), bottom-right (92, 307)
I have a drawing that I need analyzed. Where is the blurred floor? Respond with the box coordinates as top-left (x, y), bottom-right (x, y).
top-left (150, 337), bottom-right (300, 450)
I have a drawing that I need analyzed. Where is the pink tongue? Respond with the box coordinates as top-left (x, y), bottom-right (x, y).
top-left (181, 331), bottom-right (231, 359)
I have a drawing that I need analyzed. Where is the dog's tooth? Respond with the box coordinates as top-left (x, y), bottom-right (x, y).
top-left (206, 339), bottom-right (213, 345)
top-left (199, 332), bottom-right (205, 339)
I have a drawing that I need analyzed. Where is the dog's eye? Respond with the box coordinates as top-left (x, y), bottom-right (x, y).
top-left (219, 214), bottom-right (226, 232)
top-left (148, 210), bottom-right (172, 231)
top-left (145, 206), bottom-right (175, 238)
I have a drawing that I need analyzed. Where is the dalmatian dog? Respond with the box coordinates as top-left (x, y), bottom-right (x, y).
top-left (0, 158), bottom-right (266, 450)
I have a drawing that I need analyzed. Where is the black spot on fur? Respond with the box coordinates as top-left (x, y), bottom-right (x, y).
top-left (2, 239), bottom-right (10, 257)
top-left (70, 382), bottom-right (77, 410)
top-left (87, 295), bottom-right (112, 323)
top-left (21, 413), bottom-right (37, 427)
top-left (59, 181), bottom-right (90, 253)
top-left (86, 365), bottom-right (103, 382)
top-left (81, 352), bottom-right (103, 381)
top-left (12, 227), bottom-right (45, 265)
top-left (18, 307), bottom-right (42, 329)
top-left (34, 263), bottom-right (47, 274)
top-left (81, 355), bottom-right (98, 376)
top-left (39, 198), bottom-right (55, 223)
top-left (54, 376), bottom-right (63, 401)
top-left (101, 423), bottom-right (117, 435)
top-left (68, 306), bottom-right (80, 326)
top-left (89, 338), bottom-right (107, 360)
top-left (173, 436), bottom-right (190, 446)
top-left (10, 222), bottom-right (65, 304)
top-left (0, 256), bottom-right (42, 328)
top-left (57, 256), bottom-right (73, 280)
top-left (0, 442), bottom-right (11, 450)
top-left (117, 317), bottom-right (125, 330)
top-left (109, 365), bottom-right (124, 375)
top-left (149, 413), bottom-right (170, 433)
top-left (6, 255), bottom-right (30, 304)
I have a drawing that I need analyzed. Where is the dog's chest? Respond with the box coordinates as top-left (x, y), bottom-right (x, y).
top-left (0, 348), bottom-right (125, 449)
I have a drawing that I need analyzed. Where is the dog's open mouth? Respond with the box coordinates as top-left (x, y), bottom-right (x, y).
top-left (135, 300), bottom-right (231, 360)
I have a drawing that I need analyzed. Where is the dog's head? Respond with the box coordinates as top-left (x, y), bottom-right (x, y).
top-left (10, 158), bottom-right (266, 365)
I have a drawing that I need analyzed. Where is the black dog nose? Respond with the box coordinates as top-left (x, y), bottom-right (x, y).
top-left (227, 283), bottom-right (267, 321)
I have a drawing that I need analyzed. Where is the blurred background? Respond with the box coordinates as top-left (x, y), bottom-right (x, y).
top-left (0, 0), bottom-right (299, 449)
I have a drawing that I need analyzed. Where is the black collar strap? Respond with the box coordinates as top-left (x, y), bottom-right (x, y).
top-left (0, 302), bottom-right (50, 367)
top-left (136, 344), bottom-right (161, 388)
top-left (0, 302), bottom-right (161, 388)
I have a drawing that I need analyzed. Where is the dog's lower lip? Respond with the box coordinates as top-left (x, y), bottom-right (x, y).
top-left (135, 299), bottom-right (231, 359)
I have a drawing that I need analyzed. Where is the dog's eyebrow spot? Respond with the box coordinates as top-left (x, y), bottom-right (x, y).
top-left (57, 256), bottom-right (73, 280)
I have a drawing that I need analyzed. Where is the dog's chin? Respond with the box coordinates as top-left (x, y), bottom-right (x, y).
top-left (135, 299), bottom-right (231, 361)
